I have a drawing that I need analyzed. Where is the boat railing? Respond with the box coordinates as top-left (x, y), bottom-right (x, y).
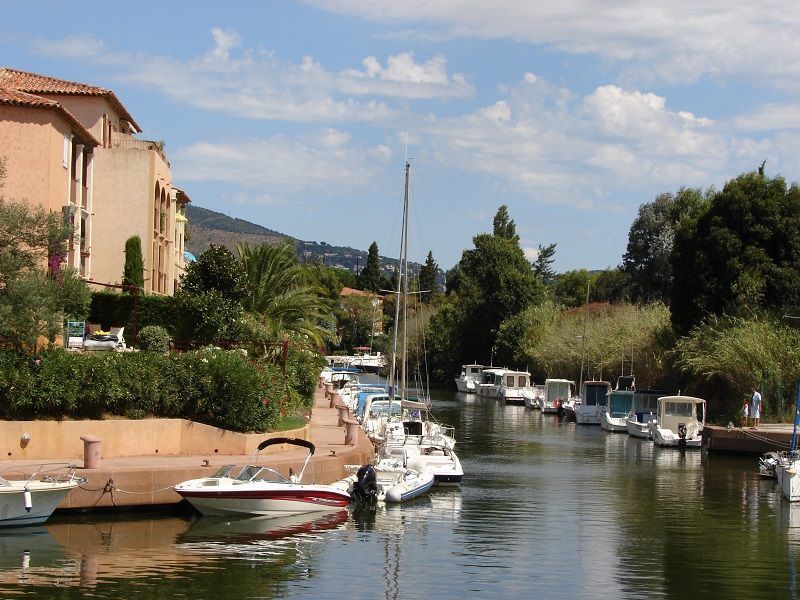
top-left (0, 462), bottom-right (82, 485)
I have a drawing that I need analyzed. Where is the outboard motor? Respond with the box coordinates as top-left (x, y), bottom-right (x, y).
top-left (677, 422), bottom-right (687, 449)
top-left (350, 464), bottom-right (378, 505)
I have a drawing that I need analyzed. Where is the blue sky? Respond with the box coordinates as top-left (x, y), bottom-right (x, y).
top-left (3, 1), bottom-right (799, 272)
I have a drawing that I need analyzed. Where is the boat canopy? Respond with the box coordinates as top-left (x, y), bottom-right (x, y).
top-left (583, 381), bottom-right (610, 406)
top-left (608, 390), bottom-right (634, 418)
top-left (257, 437), bottom-right (315, 454)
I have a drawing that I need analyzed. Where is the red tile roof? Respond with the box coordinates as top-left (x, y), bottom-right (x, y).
top-left (0, 67), bottom-right (141, 133)
top-left (0, 86), bottom-right (99, 146)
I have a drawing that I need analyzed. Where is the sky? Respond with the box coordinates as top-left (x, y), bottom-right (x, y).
top-left (3, 1), bottom-right (800, 272)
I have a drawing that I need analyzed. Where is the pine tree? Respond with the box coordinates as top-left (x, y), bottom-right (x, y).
top-left (418, 250), bottom-right (439, 303)
top-left (357, 241), bottom-right (381, 292)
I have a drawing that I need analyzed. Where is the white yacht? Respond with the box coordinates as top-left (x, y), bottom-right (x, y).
top-left (601, 389), bottom-right (635, 432)
top-left (574, 380), bottom-right (611, 425)
top-left (475, 368), bottom-right (509, 399)
top-left (455, 364), bottom-right (486, 393)
top-left (649, 395), bottom-right (706, 448)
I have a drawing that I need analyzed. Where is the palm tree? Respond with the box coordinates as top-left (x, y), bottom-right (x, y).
top-left (236, 241), bottom-right (335, 349)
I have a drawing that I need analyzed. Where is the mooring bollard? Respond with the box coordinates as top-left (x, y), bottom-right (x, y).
top-left (343, 418), bottom-right (360, 446)
top-left (80, 434), bottom-right (102, 469)
top-left (336, 404), bottom-right (349, 427)
top-left (330, 390), bottom-right (341, 408)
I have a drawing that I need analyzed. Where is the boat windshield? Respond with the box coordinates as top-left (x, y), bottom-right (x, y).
top-left (584, 384), bottom-right (608, 407)
top-left (664, 401), bottom-right (693, 417)
top-left (609, 392), bottom-right (634, 417)
top-left (212, 465), bottom-right (235, 478)
top-left (235, 465), bottom-right (289, 483)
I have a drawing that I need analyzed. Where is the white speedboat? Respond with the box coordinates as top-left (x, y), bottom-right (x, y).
top-left (174, 438), bottom-right (351, 517)
top-left (342, 459), bottom-right (435, 504)
top-left (649, 396), bottom-right (706, 448)
top-left (626, 389), bottom-right (663, 439)
top-left (0, 463), bottom-right (84, 527)
top-left (501, 370), bottom-right (537, 406)
top-left (574, 380), bottom-right (611, 425)
top-left (455, 364), bottom-right (486, 393)
top-left (542, 378), bottom-right (576, 414)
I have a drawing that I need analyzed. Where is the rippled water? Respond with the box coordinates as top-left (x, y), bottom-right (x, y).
top-left (1, 390), bottom-right (799, 599)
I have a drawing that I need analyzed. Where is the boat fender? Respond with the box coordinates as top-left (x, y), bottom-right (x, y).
top-left (23, 488), bottom-right (32, 512)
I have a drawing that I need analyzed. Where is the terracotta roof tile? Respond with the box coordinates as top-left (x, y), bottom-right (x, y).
top-left (0, 86), bottom-right (99, 146)
top-left (0, 67), bottom-right (141, 133)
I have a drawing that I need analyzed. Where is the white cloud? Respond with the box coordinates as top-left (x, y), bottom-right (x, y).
top-left (303, 0), bottom-right (800, 88)
top-left (173, 129), bottom-right (389, 196)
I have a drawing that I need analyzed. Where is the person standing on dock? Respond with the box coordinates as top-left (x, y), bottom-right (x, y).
top-left (742, 397), bottom-right (749, 428)
top-left (751, 389), bottom-right (762, 429)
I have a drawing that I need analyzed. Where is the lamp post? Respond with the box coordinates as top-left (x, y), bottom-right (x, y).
top-left (369, 298), bottom-right (379, 353)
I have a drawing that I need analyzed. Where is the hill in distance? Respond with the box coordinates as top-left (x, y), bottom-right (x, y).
top-left (185, 204), bottom-right (417, 278)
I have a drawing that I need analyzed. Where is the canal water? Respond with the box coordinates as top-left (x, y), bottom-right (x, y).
top-left (2, 389), bottom-right (799, 599)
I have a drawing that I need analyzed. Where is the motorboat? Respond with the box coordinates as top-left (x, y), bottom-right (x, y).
top-left (541, 378), bottom-right (576, 414)
top-left (455, 364), bottom-right (486, 393)
top-left (475, 368), bottom-right (509, 399)
top-left (649, 396), bottom-right (706, 448)
top-left (626, 389), bottom-right (663, 439)
top-left (759, 451), bottom-right (786, 478)
top-left (174, 438), bottom-right (351, 517)
top-left (348, 349), bottom-right (387, 373)
top-left (575, 380), bottom-right (611, 425)
top-left (0, 463), bottom-right (84, 527)
top-left (379, 401), bottom-right (463, 485)
top-left (500, 370), bottom-right (537, 406)
top-left (524, 384), bottom-right (545, 409)
top-left (601, 375), bottom-right (637, 432)
top-left (776, 383), bottom-right (800, 501)
top-left (341, 459), bottom-right (435, 504)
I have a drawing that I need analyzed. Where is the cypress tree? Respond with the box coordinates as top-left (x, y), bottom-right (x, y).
top-left (122, 235), bottom-right (145, 293)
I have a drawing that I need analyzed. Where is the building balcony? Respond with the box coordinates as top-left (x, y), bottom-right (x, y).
top-left (110, 137), bottom-right (170, 166)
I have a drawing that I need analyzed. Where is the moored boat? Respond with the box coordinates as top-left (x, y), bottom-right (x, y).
top-left (625, 389), bottom-right (663, 439)
top-left (455, 364), bottom-right (486, 393)
top-left (649, 396), bottom-right (706, 448)
top-left (574, 380), bottom-right (611, 425)
top-left (542, 378), bottom-right (576, 414)
top-left (174, 438), bottom-right (351, 517)
top-left (0, 463), bottom-right (84, 527)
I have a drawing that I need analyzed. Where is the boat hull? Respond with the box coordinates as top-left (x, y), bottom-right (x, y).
top-left (0, 482), bottom-right (79, 527)
top-left (778, 461), bottom-right (800, 501)
top-left (600, 412), bottom-right (628, 432)
top-left (175, 482), bottom-right (350, 517)
top-left (575, 405), bottom-right (601, 425)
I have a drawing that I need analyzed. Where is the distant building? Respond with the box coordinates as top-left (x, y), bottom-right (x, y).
top-left (0, 67), bottom-right (189, 294)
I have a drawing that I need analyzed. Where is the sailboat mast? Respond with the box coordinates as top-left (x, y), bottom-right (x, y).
top-left (399, 162), bottom-right (411, 401)
top-left (388, 162), bottom-right (411, 398)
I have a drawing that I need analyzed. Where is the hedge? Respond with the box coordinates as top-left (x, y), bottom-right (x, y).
top-left (88, 291), bottom-right (177, 343)
top-left (0, 348), bottom-right (298, 433)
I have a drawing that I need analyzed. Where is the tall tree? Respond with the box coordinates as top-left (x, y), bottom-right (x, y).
top-left (357, 241), bottom-right (381, 292)
top-left (453, 205), bottom-right (547, 365)
top-left (671, 172), bottom-right (800, 333)
top-left (122, 235), bottom-right (144, 293)
top-left (532, 243), bottom-right (557, 283)
top-left (623, 188), bottom-right (706, 303)
top-left (553, 269), bottom-right (592, 309)
top-left (493, 204), bottom-right (519, 242)
top-left (418, 251), bottom-right (439, 303)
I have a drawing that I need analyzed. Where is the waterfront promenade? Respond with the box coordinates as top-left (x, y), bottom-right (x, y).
top-left (0, 386), bottom-right (374, 512)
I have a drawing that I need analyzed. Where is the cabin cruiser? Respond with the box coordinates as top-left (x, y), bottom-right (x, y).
top-left (174, 438), bottom-right (351, 517)
top-left (541, 379), bottom-right (576, 414)
top-left (649, 396), bottom-right (706, 448)
top-left (455, 364), bottom-right (486, 393)
top-left (475, 368), bottom-right (509, 399)
top-left (0, 463), bottom-right (84, 527)
top-left (574, 380), bottom-right (611, 425)
top-left (601, 389), bottom-right (635, 432)
top-left (625, 389), bottom-right (663, 439)
top-left (500, 370), bottom-right (537, 406)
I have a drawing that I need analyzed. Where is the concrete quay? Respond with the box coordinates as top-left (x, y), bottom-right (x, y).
top-left (0, 385), bottom-right (374, 512)
top-left (702, 423), bottom-right (794, 454)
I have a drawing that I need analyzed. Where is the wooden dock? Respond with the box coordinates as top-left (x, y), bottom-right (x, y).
top-left (702, 423), bottom-right (794, 454)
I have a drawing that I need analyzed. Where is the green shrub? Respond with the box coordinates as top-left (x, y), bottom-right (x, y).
top-left (0, 348), bottom-right (282, 432)
top-left (137, 325), bottom-right (171, 352)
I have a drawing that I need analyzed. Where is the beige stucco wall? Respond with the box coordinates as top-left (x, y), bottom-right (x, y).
top-left (89, 142), bottom-right (175, 294)
top-left (41, 95), bottom-right (121, 143)
top-left (0, 419), bottom-right (310, 460)
top-left (0, 105), bottom-right (72, 214)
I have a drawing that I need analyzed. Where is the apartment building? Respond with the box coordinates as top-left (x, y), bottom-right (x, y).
top-left (0, 68), bottom-right (189, 294)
